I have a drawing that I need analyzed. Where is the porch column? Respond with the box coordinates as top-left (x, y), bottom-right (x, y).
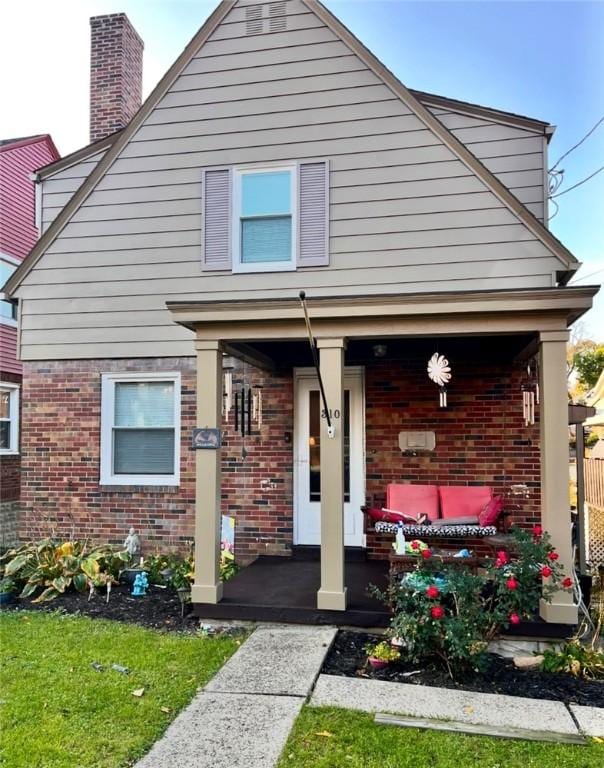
top-left (192, 339), bottom-right (223, 604)
top-left (538, 330), bottom-right (577, 624)
top-left (317, 337), bottom-right (347, 611)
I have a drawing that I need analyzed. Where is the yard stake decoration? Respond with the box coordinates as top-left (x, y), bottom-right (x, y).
top-left (427, 352), bottom-right (452, 407)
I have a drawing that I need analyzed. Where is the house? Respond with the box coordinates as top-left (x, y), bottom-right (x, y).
top-left (0, 133), bottom-right (59, 545)
top-left (3, 0), bottom-right (599, 625)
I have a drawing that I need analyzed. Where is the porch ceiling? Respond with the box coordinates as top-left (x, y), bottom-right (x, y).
top-left (228, 334), bottom-right (536, 371)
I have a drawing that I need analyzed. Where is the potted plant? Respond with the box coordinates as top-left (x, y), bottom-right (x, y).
top-left (365, 640), bottom-right (401, 670)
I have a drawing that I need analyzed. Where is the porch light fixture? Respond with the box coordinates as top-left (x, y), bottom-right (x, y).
top-left (372, 344), bottom-right (387, 358)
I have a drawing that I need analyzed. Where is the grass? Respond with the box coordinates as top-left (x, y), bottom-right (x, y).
top-left (0, 610), bottom-right (241, 768)
top-left (278, 706), bottom-right (604, 768)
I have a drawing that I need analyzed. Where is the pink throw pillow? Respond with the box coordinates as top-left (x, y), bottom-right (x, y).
top-left (478, 496), bottom-right (504, 527)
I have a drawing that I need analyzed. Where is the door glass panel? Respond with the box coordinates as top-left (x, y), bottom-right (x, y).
top-left (308, 389), bottom-right (350, 503)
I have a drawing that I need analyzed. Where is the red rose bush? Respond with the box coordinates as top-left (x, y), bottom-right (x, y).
top-left (375, 527), bottom-right (570, 677)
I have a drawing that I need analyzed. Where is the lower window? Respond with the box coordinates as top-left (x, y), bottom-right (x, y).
top-left (0, 383), bottom-right (19, 455)
top-left (100, 372), bottom-right (181, 486)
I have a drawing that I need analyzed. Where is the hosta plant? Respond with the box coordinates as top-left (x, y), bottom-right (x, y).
top-left (377, 526), bottom-right (571, 677)
top-left (541, 640), bottom-right (604, 680)
top-left (1, 539), bottom-right (129, 602)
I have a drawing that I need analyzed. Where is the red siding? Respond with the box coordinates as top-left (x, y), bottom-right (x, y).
top-left (0, 136), bottom-right (59, 260)
top-left (0, 324), bottom-right (20, 376)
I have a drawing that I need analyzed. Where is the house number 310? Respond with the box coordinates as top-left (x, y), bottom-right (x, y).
top-left (321, 409), bottom-right (341, 419)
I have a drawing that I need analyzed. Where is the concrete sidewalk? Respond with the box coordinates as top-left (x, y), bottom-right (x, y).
top-left (311, 673), bottom-right (604, 740)
top-left (135, 625), bottom-right (336, 768)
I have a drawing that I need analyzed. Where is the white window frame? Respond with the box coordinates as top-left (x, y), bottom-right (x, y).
top-left (0, 252), bottom-right (20, 328)
top-left (100, 371), bottom-right (181, 486)
top-left (0, 382), bottom-right (20, 455)
top-left (232, 163), bottom-right (297, 274)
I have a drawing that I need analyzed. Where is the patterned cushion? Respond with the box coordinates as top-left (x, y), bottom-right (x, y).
top-left (374, 521), bottom-right (497, 537)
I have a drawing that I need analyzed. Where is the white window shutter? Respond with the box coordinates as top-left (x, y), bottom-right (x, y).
top-left (201, 168), bottom-right (232, 271)
top-left (297, 160), bottom-right (329, 267)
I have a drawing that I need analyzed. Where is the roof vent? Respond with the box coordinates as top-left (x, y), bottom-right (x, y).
top-left (245, 5), bottom-right (263, 35)
top-left (269, 2), bottom-right (287, 32)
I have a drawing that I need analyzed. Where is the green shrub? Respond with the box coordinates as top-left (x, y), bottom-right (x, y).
top-left (376, 527), bottom-right (571, 677)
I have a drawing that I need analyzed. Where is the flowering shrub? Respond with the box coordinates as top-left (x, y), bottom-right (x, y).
top-left (377, 527), bottom-right (571, 677)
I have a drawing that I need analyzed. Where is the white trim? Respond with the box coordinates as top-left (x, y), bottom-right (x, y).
top-left (0, 382), bottom-right (20, 455)
top-left (0, 252), bottom-right (22, 267)
top-left (100, 371), bottom-right (181, 487)
top-left (34, 179), bottom-right (42, 233)
top-left (293, 366), bottom-right (365, 547)
top-left (232, 163), bottom-right (297, 274)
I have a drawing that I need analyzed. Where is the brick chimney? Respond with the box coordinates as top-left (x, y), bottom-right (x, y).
top-left (90, 13), bottom-right (143, 143)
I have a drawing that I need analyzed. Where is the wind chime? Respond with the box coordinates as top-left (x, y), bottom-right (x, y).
top-left (223, 370), bottom-right (263, 438)
top-left (521, 360), bottom-right (539, 426)
top-left (427, 352), bottom-right (452, 408)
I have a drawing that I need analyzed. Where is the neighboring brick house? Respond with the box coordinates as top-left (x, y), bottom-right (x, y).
top-left (4, 1), bottom-right (599, 624)
top-left (0, 134), bottom-right (59, 545)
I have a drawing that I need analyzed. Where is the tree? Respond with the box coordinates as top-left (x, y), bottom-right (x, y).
top-left (574, 345), bottom-right (604, 391)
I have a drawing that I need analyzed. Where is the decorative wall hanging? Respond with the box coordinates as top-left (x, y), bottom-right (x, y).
top-left (427, 352), bottom-right (452, 408)
top-left (521, 360), bottom-right (539, 426)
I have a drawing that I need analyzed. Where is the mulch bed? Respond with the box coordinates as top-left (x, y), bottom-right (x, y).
top-left (2, 583), bottom-right (202, 633)
top-left (323, 630), bottom-right (604, 708)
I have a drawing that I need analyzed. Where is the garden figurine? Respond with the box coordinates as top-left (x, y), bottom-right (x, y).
top-left (132, 571), bottom-right (149, 597)
top-left (123, 527), bottom-right (142, 560)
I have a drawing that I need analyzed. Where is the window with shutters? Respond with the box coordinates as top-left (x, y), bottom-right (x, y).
top-left (232, 165), bottom-right (296, 273)
top-left (201, 160), bottom-right (329, 273)
top-left (100, 372), bottom-right (181, 486)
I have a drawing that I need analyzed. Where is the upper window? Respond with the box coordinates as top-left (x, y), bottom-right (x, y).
top-left (0, 257), bottom-right (19, 325)
top-left (0, 383), bottom-right (19, 455)
top-left (233, 166), bottom-right (296, 273)
top-left (100, 372), bottom-right (181, 486)
top-left (201, 161), bottom-right (328, 273)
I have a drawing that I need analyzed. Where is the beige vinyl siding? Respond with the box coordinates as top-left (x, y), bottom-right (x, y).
top-left (41, 151), bottom-right (107, 232)
top-left (20, 0), bottom-right (559, 360)
top-left (427, 105), bottom-right (547, 222)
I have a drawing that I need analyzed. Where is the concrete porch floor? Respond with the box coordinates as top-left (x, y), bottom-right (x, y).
top-left (192, 551), bottom-right (390, 627)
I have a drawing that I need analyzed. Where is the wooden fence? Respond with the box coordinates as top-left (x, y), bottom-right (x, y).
top-left (585, 458), bottom-right (604, 511)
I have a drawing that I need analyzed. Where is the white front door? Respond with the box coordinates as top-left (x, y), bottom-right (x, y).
top-left (294, 368), bottom-right (365, 547)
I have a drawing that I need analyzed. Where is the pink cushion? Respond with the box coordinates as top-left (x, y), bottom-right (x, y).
top-left (439, 486), bottom-right (493, 519)
top-left (479, 495), bottom-right (504, 527)
top-left (386, 484), bottom-right (440, 522)
top-left (366, 507), bottom-right (423, 525)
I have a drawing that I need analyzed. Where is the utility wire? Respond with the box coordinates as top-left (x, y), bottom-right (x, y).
top-left (548, 197), bottom-right (559, 222)
top-left (570, 266), bottom-right (604, 284)
top-left (550, 115), bottom-right (604, 172)
top-left (551, 165), bottom-right (604, 198)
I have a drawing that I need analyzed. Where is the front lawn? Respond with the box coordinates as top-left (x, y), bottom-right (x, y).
top-left (0, 611), bottom-right (241, 768)
top-left (278, 706), bottom-right (604, 768)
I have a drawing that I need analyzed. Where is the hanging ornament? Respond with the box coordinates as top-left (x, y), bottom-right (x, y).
top-left (233, 384), bottom-right (263, 437)
top-left (427, 352), bottom-right (452, 408)
top-left (521, 361), bottom-right (538, 426)
top-left (222, 371), bottom-right (233, 417)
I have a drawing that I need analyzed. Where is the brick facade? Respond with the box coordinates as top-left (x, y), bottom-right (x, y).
top-left (90, 14), bottom-right (143, 143)
top-left (19, 354), bottom-right (540, 562)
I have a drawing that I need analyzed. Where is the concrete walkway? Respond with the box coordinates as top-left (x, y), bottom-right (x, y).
top-left (135, 625), bottom-right (336, 768)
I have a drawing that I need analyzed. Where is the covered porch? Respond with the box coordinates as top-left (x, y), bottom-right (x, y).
top-left (168, 287), bottom-right (595, 626)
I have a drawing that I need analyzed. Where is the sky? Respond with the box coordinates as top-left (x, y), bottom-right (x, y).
top-left (1, 0), bottom-right (602, 338)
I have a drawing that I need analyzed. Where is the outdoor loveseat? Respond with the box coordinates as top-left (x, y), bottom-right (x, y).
top-left (363, 483), bottom-right (507, 538)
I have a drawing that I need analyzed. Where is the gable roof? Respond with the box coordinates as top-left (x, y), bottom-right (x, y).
top-left (4, 0), bottom-right (578, 298)
top-left (0, 134), bottom-right (59, 156)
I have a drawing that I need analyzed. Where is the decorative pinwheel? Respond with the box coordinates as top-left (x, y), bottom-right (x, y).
top-left (427, 352), bottom-right (452, 407)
